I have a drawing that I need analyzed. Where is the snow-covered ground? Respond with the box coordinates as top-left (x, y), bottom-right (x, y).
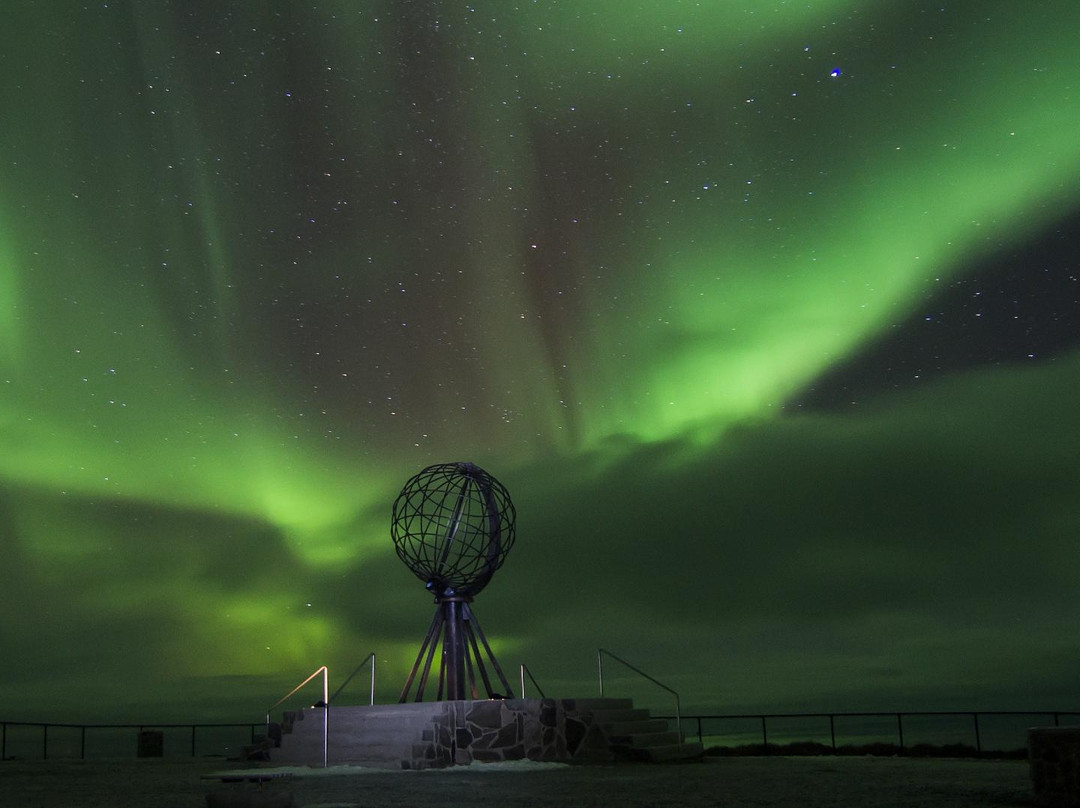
top-left (0, 755), bottom-right (1032, 807)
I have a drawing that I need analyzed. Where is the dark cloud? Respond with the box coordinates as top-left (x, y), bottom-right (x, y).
top-left (474, 352), bottom-right (1080, 710)
top-left (1, 352), bottom-right (1077, 720)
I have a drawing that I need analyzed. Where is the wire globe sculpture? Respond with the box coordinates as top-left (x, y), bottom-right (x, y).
top-left (391, 462), bottom-right (516, 599)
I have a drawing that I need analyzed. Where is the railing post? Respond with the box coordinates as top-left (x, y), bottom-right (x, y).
top-left (81, 726), bottom-right (86, 760)
top-left (829, 715), bottom-right (836, 750)
top-left (896, 714), bottom-right (904, 752)
top-left (322, 667), bottom-right (329, 769)
top-left (761, 716), bottom-right (768, 749)
top-left (329, 653), bottom-right (376, 707)
top-left (518, 664), bottom-right (547, 699)
top-left (595, 649), bottom-right (679, 737)
top-left (43, 724), bottom-right (48, 760)
top-left (972, 713), bottom-right (981, 753)
top-left (697, 716), bottom-right (703, 744)
top-left (265, 664), bottom-right (331, 766)
top-left (191, 725), bottom-right (197, 757)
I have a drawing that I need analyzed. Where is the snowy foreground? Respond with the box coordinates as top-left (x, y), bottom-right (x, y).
top-left (0, 755), bottom-right (1032, 807)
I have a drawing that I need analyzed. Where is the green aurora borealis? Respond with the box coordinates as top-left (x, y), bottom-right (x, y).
top-left (2, 1), bottom-right (1080, 721)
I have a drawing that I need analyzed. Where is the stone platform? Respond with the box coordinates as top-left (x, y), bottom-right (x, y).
top-left (256, 698), bottom-right (702, 769)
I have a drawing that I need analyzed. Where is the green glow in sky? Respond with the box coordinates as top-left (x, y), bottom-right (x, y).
top-left (1, 1), bottom-right (1079, 721)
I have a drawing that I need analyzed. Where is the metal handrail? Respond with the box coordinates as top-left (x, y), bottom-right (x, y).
top-left (519, 663), bottom-right (546, 699)
top-left (0, 720), bottom-right (264, 760)
top-left (6, 709), bottom-right (1076, 760)
top-left (264, 665), bottom-right (328, 768)
top-left (329, 652), bottom-right (376, 706)
top-left (658, 709), bottom-right (1080, 753)
top-left (597, 648), bottom-right (681, 738)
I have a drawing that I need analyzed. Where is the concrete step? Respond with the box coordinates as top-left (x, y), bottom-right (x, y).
top-left (329, 703), bottom-right (449, 719)
top-left (276, 706), bottom-right (441, 737)
top-left (562, 698), bottom-right (634, 711)
top-left (280, 703), bottom-right (446, 721)
top-left (280, 710), bottom-right (303, 735)
top-left (331, 749), bottom-right (410, 765)
top-left (269, 703), bottom-right (451, 768)
top-left (271, 734), bottom-right (414, 762)
top-left (274, 730), bottom-right (422, 758)
top-left (592, 708), bottom-right (653, 724)
top-left (602, 718), bottom-right (671, 736)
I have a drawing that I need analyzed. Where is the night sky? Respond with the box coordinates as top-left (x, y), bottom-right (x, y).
top-left (2, 1), bottom-right (1079, 723)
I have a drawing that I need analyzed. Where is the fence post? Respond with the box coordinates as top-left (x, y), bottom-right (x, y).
top-left (43, 724), bottom-right (48, 760)
top-left (81, 726), bottom-right (87, 760)
top-left (191, 725), bottom-right (197, 757)
top-left (761, 716), bottom-right (768, 749)
top-left (972, 713), bottom-right (981, 753)
top-left (896, 714), bottom-right (904, 752)
top-left (696, 716), bottom-right (703, 744)
top-left (829, 715), bottom-right (836, 750)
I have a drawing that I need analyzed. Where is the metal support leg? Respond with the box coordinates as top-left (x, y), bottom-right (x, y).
top-left (399, 608), bottom-right (444, 703)
top-left (464, 604), bottom-right (513, 697)
top-left (401, 598), bottom-right (510, 702)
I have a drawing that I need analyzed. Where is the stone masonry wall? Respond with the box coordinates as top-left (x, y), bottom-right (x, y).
top-left (407, 699), bottom-right (616, 769)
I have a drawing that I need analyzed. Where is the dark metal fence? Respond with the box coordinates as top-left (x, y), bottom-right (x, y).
top-left (6, 710), bottom-right (1077, 760)
top-left (657, 711), bottom-right (1080, 754)
top-left (1, 721), bottom-right (263, 761)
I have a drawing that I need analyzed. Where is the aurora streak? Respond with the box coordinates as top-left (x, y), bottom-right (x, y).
top-left (1, 1), bottom-right (1079, 722)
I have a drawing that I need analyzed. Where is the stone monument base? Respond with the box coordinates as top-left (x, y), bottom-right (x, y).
top-left (258, 698), bottom-right (702, 769)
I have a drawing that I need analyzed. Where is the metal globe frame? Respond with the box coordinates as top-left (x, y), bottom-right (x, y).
top-left (391, 462), bottom-right (516, 702)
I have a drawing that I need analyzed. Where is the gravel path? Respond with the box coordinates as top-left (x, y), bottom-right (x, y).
top-left (0, 756), bottom-right (1034, 807)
